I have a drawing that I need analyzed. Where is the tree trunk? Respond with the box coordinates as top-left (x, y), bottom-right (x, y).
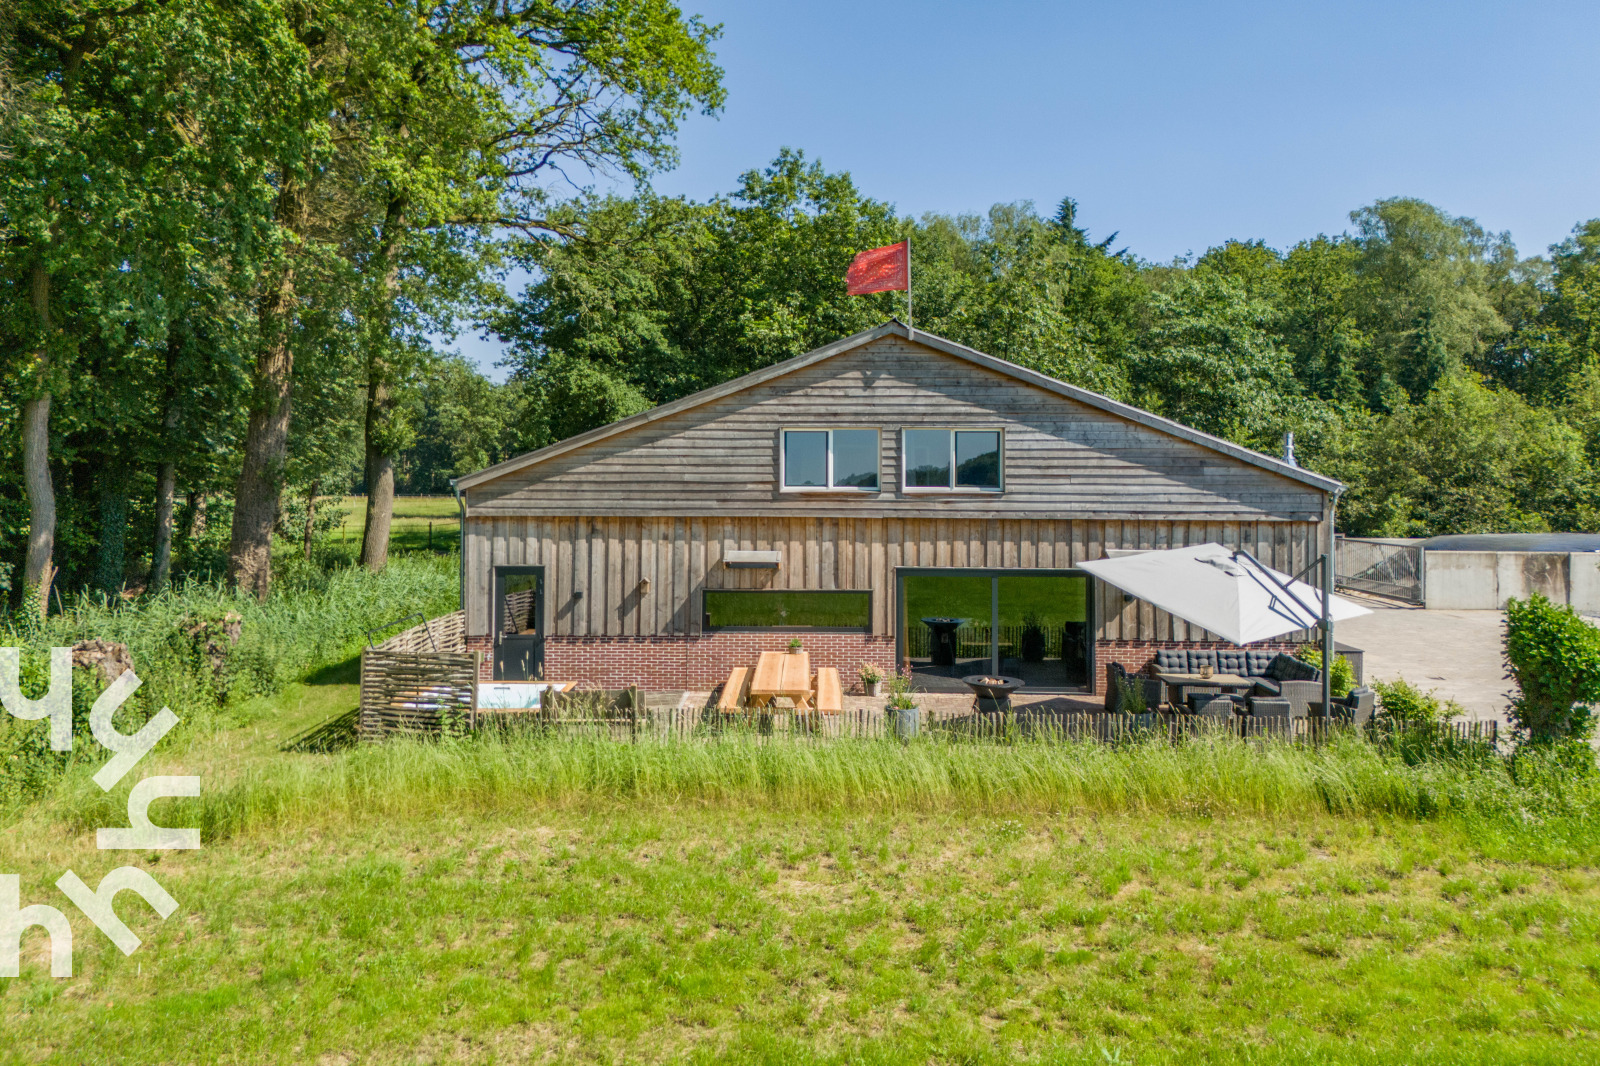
top-left (151, 462), bottom-right (177, 593)
top-left (227, 181), bottom-right (307, 600)
top-left (150, 331), bottom-right (182, 594)
top-left (303, 481), bottom-right (319, 562)
top-left (188, 492), bottom-right (207, 540)
top-left (21, 259), bottom-right (55, 611)
top-left (358, 195), bottom-right (407, 575)
top-left (359, 429), bottom-right (396, 572)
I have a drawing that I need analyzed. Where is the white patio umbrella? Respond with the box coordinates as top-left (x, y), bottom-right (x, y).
top-left (1077, 542), bottom-right (1370, 646)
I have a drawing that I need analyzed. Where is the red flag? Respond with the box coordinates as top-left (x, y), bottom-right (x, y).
top-left (845, 240), bottom-right (909, 295)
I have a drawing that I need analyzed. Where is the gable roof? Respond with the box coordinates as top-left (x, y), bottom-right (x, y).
top-left (456, 321), bottom-right (1341, 494)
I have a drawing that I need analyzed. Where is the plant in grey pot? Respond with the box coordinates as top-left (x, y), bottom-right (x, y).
top-left (1019, 611), bottom-right (1047, 663)
top-left (886, 669), bottom-right (920, 739)
top-left (858, 662), bottom-right (884, 697)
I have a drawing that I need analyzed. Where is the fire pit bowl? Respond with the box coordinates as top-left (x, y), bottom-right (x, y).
top-left (960, 674), bottom-right (1025, 714)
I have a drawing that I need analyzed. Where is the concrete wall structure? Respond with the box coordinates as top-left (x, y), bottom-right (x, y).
top-left (1422, 551), bottom-right (1600, 612)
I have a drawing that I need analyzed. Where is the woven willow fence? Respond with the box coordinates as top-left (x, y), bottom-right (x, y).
top-left (358, 649), bottom-right (480, 740)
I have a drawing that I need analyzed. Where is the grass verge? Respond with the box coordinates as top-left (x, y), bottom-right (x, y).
top-left (1, 800), bottom-right (1595, 1064)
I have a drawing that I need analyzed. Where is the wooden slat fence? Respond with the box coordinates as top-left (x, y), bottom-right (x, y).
top-left (477, 687), bottom-right (645, 740)
top-left (498, 707), bottom-right (1501, 747)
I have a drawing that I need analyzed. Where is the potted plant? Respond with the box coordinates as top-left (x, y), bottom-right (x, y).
top-left (787, 637), bottom-right (803, 653)
top-left (1019, 611), bottom-right (1047, 662)
top-left (859, 662), bottom-right (884, 697)
top-left (885, 669), bottom-right (920, 739)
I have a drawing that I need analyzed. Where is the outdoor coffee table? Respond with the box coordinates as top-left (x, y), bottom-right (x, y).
top-left (749, 651), bottom-right (813, 711)
top-left (1156, 671), bottom-right (1254, 710)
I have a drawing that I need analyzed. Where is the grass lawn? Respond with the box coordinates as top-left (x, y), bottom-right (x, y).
top-left (328, 495), bottom-right (460, 556)
top-left (2, 680), bottom-right (1597, 1063)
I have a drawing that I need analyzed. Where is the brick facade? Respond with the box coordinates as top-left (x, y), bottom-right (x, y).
top-left (467, 632), bottom-right (895, 691)
top-left (467, 633), bottom-right (1309, 695)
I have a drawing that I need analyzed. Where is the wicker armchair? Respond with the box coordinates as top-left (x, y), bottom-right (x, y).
top-left (1105, 661), bottom-right (1167, 713)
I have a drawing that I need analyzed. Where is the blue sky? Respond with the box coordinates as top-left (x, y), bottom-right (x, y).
top-left (454, 0), bottom-right (1600, 377)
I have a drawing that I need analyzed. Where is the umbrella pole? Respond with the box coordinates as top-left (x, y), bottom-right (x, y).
top-left (1321, 551), bottom-right (1332, 722)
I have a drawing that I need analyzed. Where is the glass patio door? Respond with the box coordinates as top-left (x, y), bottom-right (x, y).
top-left (899, 569), bottom-right (1091, 692)
top-left (494, 566), bottom-right (544, 681)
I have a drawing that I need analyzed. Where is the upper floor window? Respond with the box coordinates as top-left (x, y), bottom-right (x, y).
top-left (903, 429), bottom-right (1003, 492)
top-left (781, 429), bottom-right (880, 491)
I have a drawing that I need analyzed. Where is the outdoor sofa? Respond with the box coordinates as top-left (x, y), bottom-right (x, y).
top-left (1149, 649), bottom-right (1325, 715)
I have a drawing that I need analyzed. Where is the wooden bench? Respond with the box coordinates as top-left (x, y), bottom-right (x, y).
top-left (814, 667), bottom-right (843, 715)
top-left (717, 667), bottom-right (751, 712)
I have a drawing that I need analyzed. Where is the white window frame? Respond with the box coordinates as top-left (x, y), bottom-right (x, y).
top-left (900, 427), bottom-right (1005, 494)
top-left (779, 428), bottom-right (882, 493)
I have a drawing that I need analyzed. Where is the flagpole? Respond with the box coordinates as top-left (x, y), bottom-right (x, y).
top-left (906, 238), bottom-right (913, 331)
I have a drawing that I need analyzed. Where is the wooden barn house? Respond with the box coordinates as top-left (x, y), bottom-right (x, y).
top-left (454, 321), bottom-right (1339, 694)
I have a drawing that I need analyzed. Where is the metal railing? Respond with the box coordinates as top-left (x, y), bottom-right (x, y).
top-left (1336, 536), bottom-right (1424, 605)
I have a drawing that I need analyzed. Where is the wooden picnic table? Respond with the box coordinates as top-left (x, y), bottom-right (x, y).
top-left (750, 651), bottom-right (813, 711)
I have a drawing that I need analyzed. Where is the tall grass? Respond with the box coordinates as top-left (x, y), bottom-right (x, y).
top-left (1, 554), bottom-right (459, 804)
top-left (53, 729), bottom-right (1600, 847)
top-left (1, 554), bottom-right (458, 707)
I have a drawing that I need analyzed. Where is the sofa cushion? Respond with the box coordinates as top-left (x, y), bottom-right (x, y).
top-left (1245, 650), bottom-right (1276, 677)
top-left (1186, 650), bottom-right (1217, 673)
top-left (1216, 650), bottom-right (1245, 675)
top-left (1252, 677), bottom-right (1283, 696)
top-left (1154, 650), bottom-right (1187, 672)
top-left (1266, 653), bottom-right (1319, 682)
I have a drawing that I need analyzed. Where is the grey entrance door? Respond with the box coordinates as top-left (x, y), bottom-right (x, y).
top-left (493, 566), bottom-right (544, 681)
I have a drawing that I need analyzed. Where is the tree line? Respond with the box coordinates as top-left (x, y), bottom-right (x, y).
top-left (502, 153), bottom-right (1600, 541)
top-left (5, 3), bottom-right (1599, 612)
top-left (1, 0), bottom-right (722, 608)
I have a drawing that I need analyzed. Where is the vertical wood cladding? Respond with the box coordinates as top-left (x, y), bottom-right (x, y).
top-left (464, 515), bottom-right (1322, 644)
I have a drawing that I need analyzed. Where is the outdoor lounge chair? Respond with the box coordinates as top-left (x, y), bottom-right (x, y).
top-left (1106, 662), bottom-right (1165, 713)
top-left (1311, 687), bottom-right (1376, 725)
top-left (1188, 692), bottom-right (1241, 718)
top-left (1245, 695), bottom-right (1292, 717)
top-left (1249, 653), bottom-right (1323, 715)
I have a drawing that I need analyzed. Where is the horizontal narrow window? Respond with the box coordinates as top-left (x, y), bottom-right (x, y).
top-left (902, 428), bottom-right (1003, 492)
top-left (703, 590), bottom-right (871, 630)
top-left (781, 429), bottom-right (880, 491)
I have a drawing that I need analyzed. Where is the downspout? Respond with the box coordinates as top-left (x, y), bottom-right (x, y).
top-left (451, 478), bottom-right (465, 612)
top-left (1322, 485), bottom-right (1343, 720)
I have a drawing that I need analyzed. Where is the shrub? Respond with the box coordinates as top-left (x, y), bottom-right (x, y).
top-left (1372, 677), bottom-right (1457, 725)
top-left (1504, 594), bottom-right (1600, 745)
top-left (1295, 646), bottom-right (1356, 697)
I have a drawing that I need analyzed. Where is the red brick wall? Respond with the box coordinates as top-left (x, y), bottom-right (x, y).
top-left (469, 632), bottom-right (1307, 695)
top-left (467, 632), bottom-right (895, 690)
top-left (1092, 639), bottom-right (1305, 695)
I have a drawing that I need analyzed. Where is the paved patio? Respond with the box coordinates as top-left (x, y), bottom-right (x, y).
top-left (1336, 596), bottom-right (1509, 722)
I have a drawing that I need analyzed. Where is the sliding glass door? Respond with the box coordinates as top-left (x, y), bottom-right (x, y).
top-left (898, 569), bottom-right (1092, 692)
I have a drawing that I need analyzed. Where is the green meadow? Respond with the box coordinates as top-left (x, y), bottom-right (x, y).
top-left (2, 551), bottom-right (1597, 1064)
top-left (3, 707), bottom-right (1599, 1064)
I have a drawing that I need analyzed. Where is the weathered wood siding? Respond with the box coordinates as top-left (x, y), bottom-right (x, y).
top-left (463, 515), bottom-right (1323, 642)
top-left (465, 336), bottom-right (1326, 522)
